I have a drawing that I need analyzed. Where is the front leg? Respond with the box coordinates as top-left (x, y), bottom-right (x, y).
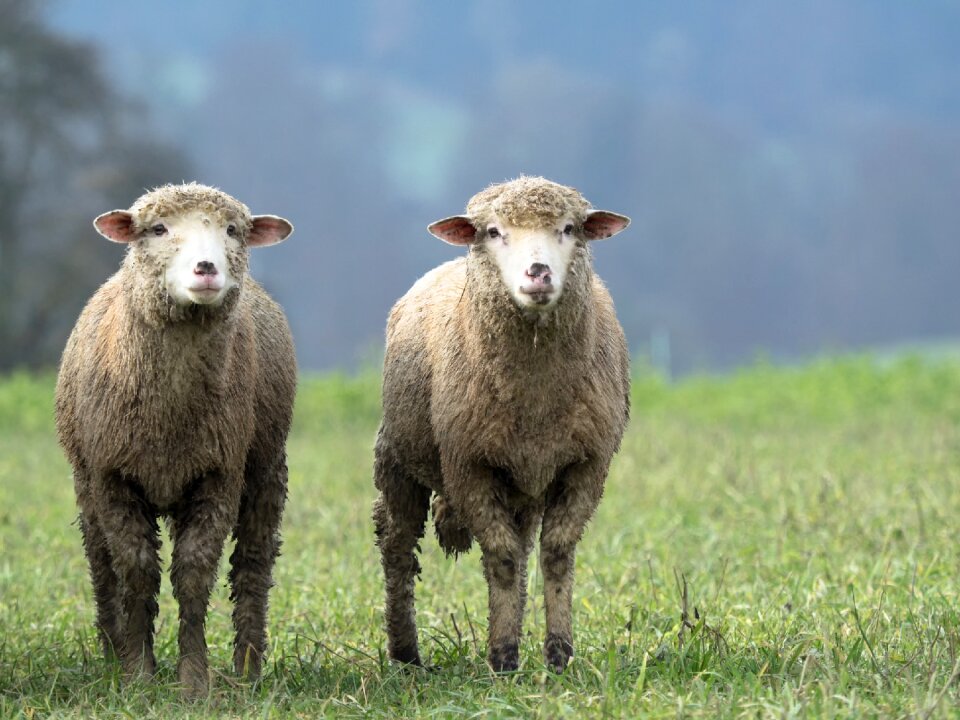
top-left (540, 457), bottom-right (607, 672)
top-left (77, 507), bottom-right (124, 661)
top-left (169, 471), bottom-right (241, 698)
top-left (513, 506), bottom-right (541, 652)
top-left (91, 473), bottom-right (161, 680)
top-left (446, 460), bottom-right (526, 672)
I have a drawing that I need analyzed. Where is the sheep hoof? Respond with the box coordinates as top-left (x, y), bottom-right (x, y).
top-left (233, 645), bottom-right (262, 681)
top-left (121, 653), bottom-right (156, 682)
top-left (396, 659), bottom-right (436, 674)
top-left (177, 660), bottom-right (210, 699)
top-left (99, 629), bottom-right (123, 663)
top-left (390, 645), bottom-right (423, 667)
top-left (488, 643), bottom-right (519, 673)
top-left (544, 634), bottom-right (574, 673)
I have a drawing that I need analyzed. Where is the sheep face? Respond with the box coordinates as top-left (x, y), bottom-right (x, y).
top-left (428, 209), bottom-right (630, 312)
top-left (147, 211), bottom-right (241, 306)
top-left (94, 184), bottom-right (293, 310)
top-left (482, 215), bottom-right (579, 310)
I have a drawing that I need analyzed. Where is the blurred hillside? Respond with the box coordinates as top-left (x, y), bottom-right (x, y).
top-left (1, 1), bottom-right (957, 373)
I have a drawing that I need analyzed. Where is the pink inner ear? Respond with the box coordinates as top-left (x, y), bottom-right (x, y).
top-left (94, 211), bottom-right (136, 243)
top-left (583, 211), bottom-right (630, 240)
top-left (249, 215), bottom-right (293, 247)
top-left (428, 216), bottom-right (476, 245)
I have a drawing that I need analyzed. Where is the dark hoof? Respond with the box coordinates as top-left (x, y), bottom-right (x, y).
top-left (233, 644), bottom-right (263, 680)
top-left (399, 661), bottom-right (438, 674)
top-left (544, 634), bottom-right (573, 673)
top-left (177, 660), bottom-right (209, 699)
top-left (488, 642), bottom-right (519, 673)
top-left (99, 629), bottom-right (123, 662)
top-left (390, 644), bottom-right (423, 667)
top-left (121, 652), bottom-right (157, 682)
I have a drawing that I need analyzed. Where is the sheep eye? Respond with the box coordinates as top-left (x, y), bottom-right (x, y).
top-left (226, 224), bottom-right (237, 237)
top-left (563, 224), bottom-right (574, 235)
top-left (487, 227), bottom-right (500, 238)
top-left (151, 224), bottom-right (167, 236)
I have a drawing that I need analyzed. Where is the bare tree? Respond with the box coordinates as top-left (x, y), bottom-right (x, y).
top-left (0, 0), bottom-right (189, 368)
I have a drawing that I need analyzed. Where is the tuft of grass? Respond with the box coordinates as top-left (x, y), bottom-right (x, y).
top-left (1, 356), bottom-right (960, 717)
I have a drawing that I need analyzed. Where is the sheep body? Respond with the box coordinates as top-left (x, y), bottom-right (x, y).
top-left (55, 183), bottom-right (295, 696)
top-left (374, 177), bottom-right (630, 672)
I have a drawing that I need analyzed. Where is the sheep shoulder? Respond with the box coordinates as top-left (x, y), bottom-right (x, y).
top-left (379, 259), bottom-right (466, 475)
top-left (243, 278), bottom-right (297, 460)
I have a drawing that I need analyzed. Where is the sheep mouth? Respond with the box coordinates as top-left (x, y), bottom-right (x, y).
top-left (185, 287), bottom-right (224, 305)
top-left (519, 287), bottom-right (555, 306)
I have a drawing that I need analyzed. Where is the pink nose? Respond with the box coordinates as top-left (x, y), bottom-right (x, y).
top-left (525, 263), bottom-right (551, 284)
top-left (194, 261), bottom-right (218, 276)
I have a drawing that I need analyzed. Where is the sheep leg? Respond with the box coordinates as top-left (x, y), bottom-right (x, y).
top-left (480, 537), bottom-right (525, 672)
top-left (447, 465), bottom-right (527, 672)
top-left (540, 459), bottom-right (606, 672)
top-left (78, 510), bottom-right (123, 659)
top-left (513, 506), bottom-right (541, 648)
top-left (228, 454), bottom-right (288, 680)
top-left (169, 471), bottom-right (240, 698)
top-left (373, 449), bottom-right (431, 666)
top-left (93, 474), bottom-right (161, 679)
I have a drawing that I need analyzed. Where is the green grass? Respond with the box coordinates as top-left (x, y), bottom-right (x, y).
top-left (2, 356), bottom-right (960, 718)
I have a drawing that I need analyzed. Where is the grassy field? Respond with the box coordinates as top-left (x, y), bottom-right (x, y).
top-left (1, 357), bottom-right (960, 718)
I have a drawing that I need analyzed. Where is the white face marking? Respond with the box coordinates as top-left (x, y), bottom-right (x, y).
top-left (145, 212), bottom-right (241, 306)
top-left (483, 215), bottom-right (579, 310)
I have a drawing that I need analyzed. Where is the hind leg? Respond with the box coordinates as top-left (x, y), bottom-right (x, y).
top-left (229, 453), bottom-right (288, 679)
top-left (373, 443), bottom-right (431, 665)
top-left (78, 509), bottom-right (123, 659)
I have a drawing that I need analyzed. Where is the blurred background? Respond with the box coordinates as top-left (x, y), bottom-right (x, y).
top-left (1, 0), bottom-right (958, 376)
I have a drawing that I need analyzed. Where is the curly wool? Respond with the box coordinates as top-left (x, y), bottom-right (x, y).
top-left (466, 176), bottom-right (592, 228)
top-left (129, 182), bottom-right (255, 239)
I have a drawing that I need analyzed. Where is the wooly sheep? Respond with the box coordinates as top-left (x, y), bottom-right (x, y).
top-left (55, 183), bottom-right (296, 696)
top-left (373, 176), bottom-right (631, 672)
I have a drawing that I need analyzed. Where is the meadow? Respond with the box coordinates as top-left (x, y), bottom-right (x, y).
top-left (1, 357), bottom-right (959, 718)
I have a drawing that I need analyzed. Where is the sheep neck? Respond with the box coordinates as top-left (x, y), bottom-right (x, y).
top-left (464, 245), bottom-right (596, 367)
top-left (113, 262), bottom-right (244, 390)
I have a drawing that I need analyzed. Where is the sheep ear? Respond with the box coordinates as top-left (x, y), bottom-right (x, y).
top-left (428, 215), bottom-right (477, 246)
top-left (94, 210), bottom-right (137, 243)
top-left (249, 215), bottom-right (294, 247)
top-left (583, 210), bottom-right (630, 240)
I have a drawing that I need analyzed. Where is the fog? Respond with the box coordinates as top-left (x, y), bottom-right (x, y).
top-left (3, 0), bottom-right (958, 374)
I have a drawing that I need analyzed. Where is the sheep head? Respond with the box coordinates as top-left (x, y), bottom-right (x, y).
top-left (93, 183), bottom-right (293, 313)
top-left (428, 176), bottom-right (629, 313)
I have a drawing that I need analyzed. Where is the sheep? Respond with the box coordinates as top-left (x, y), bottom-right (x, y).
top-left (373, 176), bottom-right (631, 673)
top-left (54, 183), bottom-right (296, 696)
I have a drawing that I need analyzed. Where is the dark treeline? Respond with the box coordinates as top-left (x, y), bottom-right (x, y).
top-left (0, 0), bottom-right (190, 369)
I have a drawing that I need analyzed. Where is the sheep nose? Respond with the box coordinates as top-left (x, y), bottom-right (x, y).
top-left (194, 260), bottom-right (217, 276)
top-left (526, 263), bottom-right (551, 283)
